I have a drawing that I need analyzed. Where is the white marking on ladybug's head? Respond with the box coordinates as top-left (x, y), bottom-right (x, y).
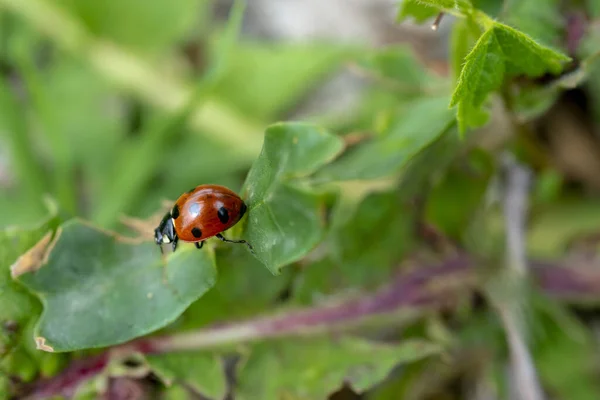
top-left (162, 235), bottom-right (172, 244)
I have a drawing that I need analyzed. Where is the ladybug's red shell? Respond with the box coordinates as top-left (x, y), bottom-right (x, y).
top-left (172, 184), bottom-right (247, 242)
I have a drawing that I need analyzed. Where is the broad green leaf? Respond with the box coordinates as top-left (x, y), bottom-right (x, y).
top-left (503, 0), bottom-right (563, 47)
top-left (450, 23), bottom-right (571, 132)
top-left (242, 123), bottom-right (344, 273)
top-left (146, 352), bottom-right (226, 399)
top-left (15, 219), bottom-right (217, 352)
top-left (236, 337), bottom-right (441, 399)
top-left (316, 95), bottom-right (455, 181)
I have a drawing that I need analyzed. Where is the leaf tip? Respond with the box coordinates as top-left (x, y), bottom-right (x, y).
top-left (35, 337), bottom-right (55, 352)
top-left (10, 230), bottom-right (57, 278)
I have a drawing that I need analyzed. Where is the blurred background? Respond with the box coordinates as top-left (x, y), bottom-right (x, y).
top-left (0, 0), bottom-right (456, 230)
top-left (4, 0), bottom-right (600, 398)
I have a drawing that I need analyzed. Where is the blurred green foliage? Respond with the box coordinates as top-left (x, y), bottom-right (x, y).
top-left (2, 0), bottom-right (600, 399)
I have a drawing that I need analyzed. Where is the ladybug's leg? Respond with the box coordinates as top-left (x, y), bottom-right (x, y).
top-left (195, 241), bottom-right (204, 250)
top-left (216, 233), bottom-right (254, 253)
top-left (172, 236), bottom-right (179, 252)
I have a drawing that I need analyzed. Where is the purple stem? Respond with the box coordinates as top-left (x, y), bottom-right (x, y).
top-left (21, 255), bottom-right (600, 399)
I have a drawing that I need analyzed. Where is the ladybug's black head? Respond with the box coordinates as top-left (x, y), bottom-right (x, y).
top-left (154, 213), bottom-right (176, 252)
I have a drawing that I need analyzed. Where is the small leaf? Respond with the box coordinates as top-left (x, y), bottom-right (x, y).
top-left (316, 95), bottom-right (456, 181)
top-left (146, 352), bottom-right (226, 399)
top-left (236, 337), bottom-right (441, 399)
top-left (15, 219), bottom-right (217, 352)
top-left (450, 23), bottom-right (571, 132)
top-left (242, 123), bottom-right (344, 274)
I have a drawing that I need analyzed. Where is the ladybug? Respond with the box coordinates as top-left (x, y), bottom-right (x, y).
top-left (154, 184), bottom-right (252, 253)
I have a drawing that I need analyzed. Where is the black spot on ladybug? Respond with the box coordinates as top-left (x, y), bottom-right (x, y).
top-left (191, 227), bottom-right (202, 238)
top-left (240, 202), bottom-right (247, 218)
top-left (218, 207), bottom-right (229, 224)
top-left (171, 204), bottom-right (180, 219)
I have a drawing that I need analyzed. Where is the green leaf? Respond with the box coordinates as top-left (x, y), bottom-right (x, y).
top-left (242, 123), bottom-right (344, 274)
top-left (236, 337), bottom-right (441, 399)
top-left (146, 352), bottom-right (226, 399)
top-left (450, 23), bottom-right (571, 132)
top-left (316, 95), bottom-right (456, 181)
top-left (15, 219), bottom-right (217, 352)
